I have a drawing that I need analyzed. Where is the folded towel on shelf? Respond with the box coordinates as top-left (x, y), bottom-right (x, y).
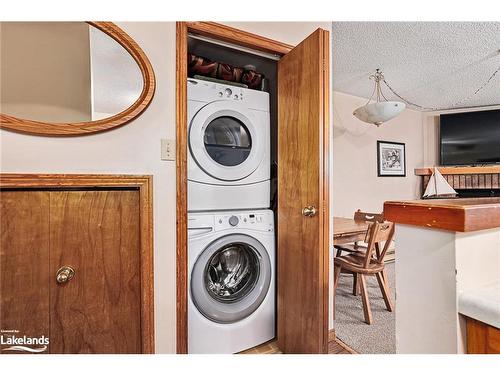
top-left (188, 53), bottom-right (265, 91)
top-left (188, 53), bottom-right (218, 77)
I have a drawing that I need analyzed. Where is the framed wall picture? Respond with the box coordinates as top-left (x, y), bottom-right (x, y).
top-left (377, 141), bottom-right (406, 177)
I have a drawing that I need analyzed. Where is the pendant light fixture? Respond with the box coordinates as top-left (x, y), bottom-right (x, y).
top-left (353, 69), bottom-right (406, 126)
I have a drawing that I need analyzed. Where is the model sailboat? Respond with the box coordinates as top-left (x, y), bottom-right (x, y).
top-left (423, 168), bottom-right (458, 198)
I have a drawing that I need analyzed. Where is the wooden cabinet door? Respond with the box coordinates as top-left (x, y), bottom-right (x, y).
top-left (49, 190), bottom-right (142, 354)
top-left (0, 191), bottom-right (50, 354)
top-left (277, 29), bottom-right (330, 354)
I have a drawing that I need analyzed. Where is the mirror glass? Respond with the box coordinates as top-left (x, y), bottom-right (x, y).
top-left (0, 22), bottom-right (143, 123)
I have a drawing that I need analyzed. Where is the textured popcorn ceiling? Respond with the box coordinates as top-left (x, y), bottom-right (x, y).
top-left (332, 22), bottom-right (500, 111)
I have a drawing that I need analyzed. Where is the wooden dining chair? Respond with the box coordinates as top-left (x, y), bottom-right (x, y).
top-left (334, 209), bottom-right (384, 257)
top-left (334, 209), bottom-right (385, 296)
top-left (333, 220), bottom-right (395, 325)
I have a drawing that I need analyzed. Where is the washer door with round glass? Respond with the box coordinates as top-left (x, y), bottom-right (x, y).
top-left (191, 234), bottom-right (272, 324)
top-left (189, 101), bottom-right (264, 181)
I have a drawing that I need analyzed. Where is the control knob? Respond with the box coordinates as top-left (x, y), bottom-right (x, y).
top-left (228, 215), bottom-right (239, 226)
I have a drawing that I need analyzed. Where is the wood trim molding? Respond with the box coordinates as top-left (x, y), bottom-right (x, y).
top-left (328, 329), bottom-right (336, 342)
top-left (0, 22), bottom-right (156, 136)
top-left (185, 22), bottom-right (293, 55)
top-left (415, 166), bottom-right (500, 175)
top-left (175, 21), bottom-right (293, 354)
top-left (0, 173), bottom-right (155, 353)
top-left (328, 330), bottom-right (357, 354)
top-left (321, 29), bottom-right (331, 353)
top-left (384, 197), bottom-right (500, 232)
top-left (175, 21), bottom-right (189, 355)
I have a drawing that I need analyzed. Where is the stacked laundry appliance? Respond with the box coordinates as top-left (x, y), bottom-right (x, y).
top-left (187, 78), bottom-right (275, 353)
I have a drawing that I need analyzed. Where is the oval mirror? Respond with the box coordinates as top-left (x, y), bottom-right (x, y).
top-left (0, 22), bottom-right (155, 135)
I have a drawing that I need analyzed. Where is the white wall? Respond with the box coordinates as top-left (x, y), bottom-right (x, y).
top-left (395, 224), bottom-right (500, 353)
top-left (455, 227), bottom-right (500, 353)
top-left (0, 21), bottom-right (332, 353)
top-left (395, 225), bottom-right (458, 353)
top-left (332, 91), bottom-right (424, 217)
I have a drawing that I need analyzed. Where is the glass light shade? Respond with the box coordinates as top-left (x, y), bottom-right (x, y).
top-left (353, 101), bottom-right (406, 126)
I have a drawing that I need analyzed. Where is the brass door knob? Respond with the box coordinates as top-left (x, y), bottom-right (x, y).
top-left (56, 266), bottom-right (75, 284)
top-left (302, 206), bottom-right (317, 217)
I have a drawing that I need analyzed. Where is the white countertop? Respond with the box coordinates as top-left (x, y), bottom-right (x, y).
top-left (459, 280), bottom-right (500, 329)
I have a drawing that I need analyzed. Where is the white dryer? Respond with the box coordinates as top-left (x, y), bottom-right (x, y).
top-left (188, 78), bottom-right (270, 211)
top-left (188, 209), bottom-right (275, 353)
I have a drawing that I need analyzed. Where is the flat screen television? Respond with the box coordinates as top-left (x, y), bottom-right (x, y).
top-left (440, 109), bottom-right (500, 166)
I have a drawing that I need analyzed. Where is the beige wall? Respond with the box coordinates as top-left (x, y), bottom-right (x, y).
top-left (0, 21), bottom-right (332, 353)
top-left (332, 91), bottom-right (424, 217)
top-left (1, 22), bottom-right (177, 353)
top-left (0, 22), bottom-right (92, 122)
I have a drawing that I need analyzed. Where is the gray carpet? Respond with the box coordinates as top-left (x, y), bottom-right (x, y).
top-left (334, 262), bottom-right (395, 354)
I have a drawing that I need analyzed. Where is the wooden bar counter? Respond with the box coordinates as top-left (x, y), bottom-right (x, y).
top-left (383, 197), bottom-right (500, 354)
top-left (384, 197), bottom-right (500, 232)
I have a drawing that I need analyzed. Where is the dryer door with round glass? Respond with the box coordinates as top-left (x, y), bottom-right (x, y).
top-left (190, 234), bottom-right (272, 324)
top-left (189, 101), bottom-right (264, 181)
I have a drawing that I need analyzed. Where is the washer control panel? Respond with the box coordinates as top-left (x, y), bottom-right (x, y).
top-left (188, 211), bottom-right (274, 236)
top-left (228, 215), bottom-right (239, 226)
top-left (214, 211), bottom-right (274, 232)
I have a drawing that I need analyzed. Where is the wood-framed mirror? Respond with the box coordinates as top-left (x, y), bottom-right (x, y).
top-left (0, 22), bottom-right (155, 136)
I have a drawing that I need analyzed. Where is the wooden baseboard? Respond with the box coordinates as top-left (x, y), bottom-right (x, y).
top-left (328, 329), bottom-right (336, 342)
top-left (328, 329), bottom-right (357, 354)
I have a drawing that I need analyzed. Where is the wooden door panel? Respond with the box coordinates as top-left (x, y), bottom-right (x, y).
top-left (0, 191), bottom-right (50, 354)
top-left (49, 190), bottom-right (141, 354)
top-left (277, 29), bottom-right (330, 353)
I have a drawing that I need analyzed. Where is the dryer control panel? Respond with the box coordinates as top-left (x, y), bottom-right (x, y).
top-left (218, 87), bottom-right (244, 101)
top-left (187, 78), bottom-right (270, 112)
top-left (188, 79), bottom-right (245, 102)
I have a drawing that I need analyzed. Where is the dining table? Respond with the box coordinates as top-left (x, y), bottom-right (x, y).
top-left (333, 216), bottom-right (370, 245)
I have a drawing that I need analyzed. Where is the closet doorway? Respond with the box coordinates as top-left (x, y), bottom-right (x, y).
top-left (176, 22), bottom-right (330, 354)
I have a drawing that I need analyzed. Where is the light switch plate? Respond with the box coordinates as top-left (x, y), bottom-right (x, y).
top-left (161, 139), bottom-right (175, 161)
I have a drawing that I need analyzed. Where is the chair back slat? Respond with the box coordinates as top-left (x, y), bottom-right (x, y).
top-left (377, 223), bottom-right (395, 261)
top-left (362, 221), bottom-right (395, 268)
top-left (354, 209), bottom-right (384, 223)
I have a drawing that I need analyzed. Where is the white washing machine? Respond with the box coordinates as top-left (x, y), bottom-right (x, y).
top-left (188, 78), bottom-right (270, 211)
top-left (188, 209), bottom-right (275, 353)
